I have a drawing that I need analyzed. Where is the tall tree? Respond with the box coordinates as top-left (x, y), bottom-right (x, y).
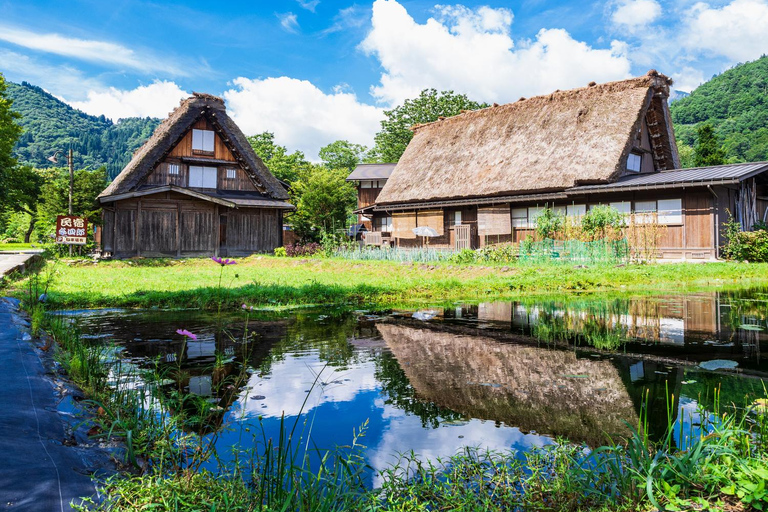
top-left (694, 124), bottom-right (727, 167)
top-left (3, 166), bottom-right (46, 242)
top-left (290, 166), bottom-right (356, 241)
top-left (371, 89), bottom-right (488, 163)
top-left (319, 140), bottom-right (368, 172)
top-left (247, 132), bottom-right (311, 184)
top-left (0, 72), bottom-right (22, 200)
top-left (36, 166), bottom-right (108, 238)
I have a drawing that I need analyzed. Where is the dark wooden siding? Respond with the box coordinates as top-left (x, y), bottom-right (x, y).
top-left (217, 166), bottom-right (258, 191)
top-left (140, 208), bottom-right (177, 256)
top-left (358, 188), bottom-right (382, 208)
top-left (225, 209), bottom-right (281, 255)
top-left (146, 161), bottom-right (187, 186)
top-left (180, 207), bottom-right (216, 255)
top-left (114, 208), bottom-right (136, 257)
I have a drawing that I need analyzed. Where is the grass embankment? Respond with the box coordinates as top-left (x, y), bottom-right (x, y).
top-left (0, 242), bottom-right (37, 251)
top-left (8, 256), bottom-right (768, 310)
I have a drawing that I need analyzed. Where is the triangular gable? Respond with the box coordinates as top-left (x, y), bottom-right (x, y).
top-left (99, 93), bottom-right (289, 201)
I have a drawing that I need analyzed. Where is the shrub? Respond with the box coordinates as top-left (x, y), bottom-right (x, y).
top-left (723, 214), bottom-right (768, 262)
top-left (476, 243), bottom-right (517, 263)
top-left (581, 205), bottom-right (626, 241)
top-left (448, 248), bottom-right (477, 264)
top-left (273, 247), bottom-right (287, 257)
top-left (284, 243), bottom-right (322, 257)
top-left (535, 208), bottom-right (565, 240)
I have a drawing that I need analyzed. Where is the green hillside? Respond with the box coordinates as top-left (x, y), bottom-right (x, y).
top-left (671, 56), bottom-right (768, 165)
top-left (7, 81), bottom-right (159, 179)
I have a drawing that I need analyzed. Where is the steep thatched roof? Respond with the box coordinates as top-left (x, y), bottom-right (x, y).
top-left (376, 71), bottom-right (679, 206)
top-left (99, 93), bottom-right (289, 201)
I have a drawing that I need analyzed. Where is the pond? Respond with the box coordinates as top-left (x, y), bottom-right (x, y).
top-left (63, 287), bottom-right (768, 486)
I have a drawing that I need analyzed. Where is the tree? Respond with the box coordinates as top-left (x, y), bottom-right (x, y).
top-left (0, 72), bottom-right (22, 200)
top-left (694, 124), bottom-right (726, 167)
top-left (371, 89), bottom-right (488, 163)
top-left (247, 132), bottom-right (311, 184)
top-left (318, 140), bottom-right (368, 172)
top-left (290, 166), bottom-right (356, 241)
top-left (36, 166), bottom-right (108, 239)
top-left (2, 165), bottom-right (46, 242)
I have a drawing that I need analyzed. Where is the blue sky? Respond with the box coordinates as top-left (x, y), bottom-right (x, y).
top-left (1, 0), bottom-right (767, 158)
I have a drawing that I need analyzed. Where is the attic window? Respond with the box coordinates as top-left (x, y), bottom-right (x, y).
top-left (168, 163), bottom-right (180, 175)
top-left (189, 166), bottom-right (217, 189)
top-left (192, 129), bottom-right (215, 153)
top-left (226, 168), bottom-right (237, 179)
top-left (627, 152), bottom-right (642, 173)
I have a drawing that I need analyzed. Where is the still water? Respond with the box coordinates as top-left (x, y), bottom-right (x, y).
top-left (66, 288), bottom-right (768, 486)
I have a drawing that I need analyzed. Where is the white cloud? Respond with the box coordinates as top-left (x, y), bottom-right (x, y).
top-left (611, 0), bottom-right (662, 28)
top-left (223, 76), bottom-right (383, 159)
top-left (0, 24), bottom-right (186, 76)
top-left (68, 81), bottom-right (189, 120)
top-left (277, 12), bottom-right (300, 33)
top-left (297, 0), bottom-right (320, 13)
top-left (0, 48), bottom-right (105, 99)
top-left (360, 0), bottom-right (632, 106)
top-left (681, 0), bottom-right (768, 62)
top-left (670, 66), bottom-right (705, 92)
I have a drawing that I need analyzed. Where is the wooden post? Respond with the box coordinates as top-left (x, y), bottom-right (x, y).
top-left (176, 202), bottom-right (181, 258)
top-left (136, 199), bottom-right (142, 257)
top-left (215, 206), bottom-right (221, 257)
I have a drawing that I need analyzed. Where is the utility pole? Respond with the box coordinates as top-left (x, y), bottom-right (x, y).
top-left (68, 148), bottom-right (74, 215)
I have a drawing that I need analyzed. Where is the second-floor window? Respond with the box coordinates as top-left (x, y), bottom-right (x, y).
top-left (627, 152), bottom-right (642, 172)
top-left (192, 129), bottom-right (215, 153)
top-left (226, 168), bottom-right (237, 179)
top-left (189, 166), bottom-right (217, 188)
top-left (168, 163), bottom-right (180, 175)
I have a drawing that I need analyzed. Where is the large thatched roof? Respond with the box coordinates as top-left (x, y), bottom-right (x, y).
top-left (376, 71), bottom-right (679, 206)
top-left (99, 93), bottom-right (289, 201)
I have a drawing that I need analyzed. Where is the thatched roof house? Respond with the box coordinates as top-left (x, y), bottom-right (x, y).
top-left (98, 93), bottom-right (292, 258)
top-left (364, 71), bottom-right (768, 259)
top-left (377, 71), bottom-right (678, 206)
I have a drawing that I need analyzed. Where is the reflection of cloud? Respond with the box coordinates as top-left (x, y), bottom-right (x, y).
top-left (368, 402), bottom-right (554, 487)
top-left (235, 354), bottom-right (379, 418)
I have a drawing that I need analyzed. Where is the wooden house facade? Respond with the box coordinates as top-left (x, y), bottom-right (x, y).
top-left (346, 163), bottom-right (396, 245)
top-left (371, 71), bottom-right (768, 259)
top-left (98, 93), bottom-right (292, 258)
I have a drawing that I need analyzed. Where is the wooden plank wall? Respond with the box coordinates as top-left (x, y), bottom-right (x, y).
top-left (358, 188), bottom-right (382, 208)
top-left (168, 118), bottom-right (237, 161)
top-left (226, 209), bottom-right (280, 255)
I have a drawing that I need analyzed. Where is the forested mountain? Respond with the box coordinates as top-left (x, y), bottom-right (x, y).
top-left (670, 56), bottom-right (768, 164)
top-left (7, 81), bottom-right (159, 179)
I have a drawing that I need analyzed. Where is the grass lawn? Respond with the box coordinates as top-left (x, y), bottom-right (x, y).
top-left (9, 255), bottom-right (768, 310)
top-left (0, 242), bottom-right (38, 252)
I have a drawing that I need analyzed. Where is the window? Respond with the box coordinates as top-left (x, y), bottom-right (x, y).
top-left (453, 211), bottom-right (462, 226)
top-left (657, 198), bottom-right (683, 224)
top-left (376, 216), bottom-right (392, 232)
top-left (553, 205), bottom-right (567, 217)
top-left (610, 201), bottom-right (631, 215)
top-left (627, 152), bottom-right (642, 173)
top-left (528, 207), bottom-right (545, 227)
top-left (189, 166), bottom-right (217, 189)
top-left (168, 163), bottom-right (180, 175)
top-left (360, 180), bottom-right (374, 189)
top-left (226, 168), bottom-right (237, 179)
top-left (512, 208), bottom-right (528, 228)
top-left (192, 129), bottom-right (215, 152)
top-left (567, 204), bottom-right (586, 217)
top-left (634, 200), bottom-right (657, 224)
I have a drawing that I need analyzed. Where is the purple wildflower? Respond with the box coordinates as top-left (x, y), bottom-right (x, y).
top-left (176, 329), bottom-right (197, 340)
top-left (211, 256), bottom-right (237, 266)
top-left (241, 303), bottom-right (254, 311)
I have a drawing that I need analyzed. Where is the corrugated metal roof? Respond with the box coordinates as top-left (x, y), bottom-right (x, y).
top-left (570, 161), bottom-right (768, 193)
top-left (346, 163), bottom-right (397, 181)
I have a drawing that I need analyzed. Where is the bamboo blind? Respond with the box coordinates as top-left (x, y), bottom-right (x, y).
top-left (392, 212), bottom-right (417, 239)
top-left (478, 205), bottom-right (512, 235)
top-left (416, 209), bottom-right (444, 235)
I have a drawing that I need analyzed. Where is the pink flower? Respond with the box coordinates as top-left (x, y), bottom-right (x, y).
top-left (241, 303), bottom-right (254, 311)
top-left (176, 329), bottom-right (197, 340)
top-left (211, 256), bottom-right (237, 266)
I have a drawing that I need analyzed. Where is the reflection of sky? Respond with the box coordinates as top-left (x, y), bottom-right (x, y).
top-left (216, 349), bottom-right (556, 487)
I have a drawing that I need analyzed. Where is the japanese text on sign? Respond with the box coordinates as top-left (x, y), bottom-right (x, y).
top-left (55, 215), bottom-right (88, 245)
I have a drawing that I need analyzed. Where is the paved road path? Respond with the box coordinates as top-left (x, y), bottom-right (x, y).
top-left (0, 298), bottom-right (104, 511)
top-left (0, 252), bottom-right (42, 279)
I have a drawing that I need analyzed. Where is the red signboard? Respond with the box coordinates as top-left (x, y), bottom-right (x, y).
top-left (55, 215), bottom-right (88, 245)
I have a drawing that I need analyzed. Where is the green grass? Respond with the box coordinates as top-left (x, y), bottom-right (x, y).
top-left (0, 242), bottom-right (38, 251)
top-left (7, 255), bottom-right (768, 310)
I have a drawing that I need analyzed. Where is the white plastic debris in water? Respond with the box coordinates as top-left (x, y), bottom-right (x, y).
top-left (412, 310), bottom-right (438, 321)
top-left (699, 359), bottom-right (739, 371)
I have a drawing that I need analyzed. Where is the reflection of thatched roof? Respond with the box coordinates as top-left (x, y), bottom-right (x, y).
top-left (99, 93), bottom-right (288, 200)
top-left (378, 324), bottom-right (637, 446)
top-left (376, 72), bottom-right (679, 205)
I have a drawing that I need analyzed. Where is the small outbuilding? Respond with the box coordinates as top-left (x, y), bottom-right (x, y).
top-left (98, 93), bottom-right (292, 258)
